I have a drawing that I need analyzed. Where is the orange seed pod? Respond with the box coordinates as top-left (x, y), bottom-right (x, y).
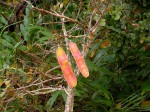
top-left (56, 47), bottom-right (77, 87)
top-left (69, 42), bottom-right (89, 78)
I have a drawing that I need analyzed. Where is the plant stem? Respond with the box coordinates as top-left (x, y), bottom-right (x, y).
top-left (65, 86), bottom-right (75, 112)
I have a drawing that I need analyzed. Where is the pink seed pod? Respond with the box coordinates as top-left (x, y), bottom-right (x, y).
top-left (56, 47), bottom-right (77, 87)
top-left (69, 42), bottom-right (89, 78)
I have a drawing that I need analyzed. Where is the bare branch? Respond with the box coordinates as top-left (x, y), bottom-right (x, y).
top-left (40, 20), bottom-right (69, 25)
top-left (91, 1), bottom-right (109, 34)
top-left (0, 1), bottom-right (14, 8)
top-left (25, 87), bottom-right (63, 95)
top-left (45, 66), bottom-right (60, 75)
top-left (15, 77), bottom-right (63, 91)
top-left (60, 11), bottom-right (77, 112)
top-left (75, 0), bottom-right (83, 20)
top-left (62, 0), bottom-right (71, 14)
top-left (23, 0), bottom-right (90, 34)
top-left (88, 8), bottom-right (97, 29)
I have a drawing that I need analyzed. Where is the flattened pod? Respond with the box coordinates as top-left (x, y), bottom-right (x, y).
top-left (56, 47), bottom-right (77, 87)
top-left (69, 42), bottom-right (89, 78)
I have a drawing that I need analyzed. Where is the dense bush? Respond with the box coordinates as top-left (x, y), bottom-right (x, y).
top-left (0, 0), bottom-right (149, 111)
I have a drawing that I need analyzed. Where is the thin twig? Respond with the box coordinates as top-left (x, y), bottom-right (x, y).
top-left (45, 66), bottom-right (60, 75)
top-left (88, 8), bottom-right (97, 29)
top-left (0, 1), bottom-right (14, 8)
top-left (15, 77), bottom-right (62, 91)
top-left (40, 20), bottom-right (69, 25)
top-left (91, 0), bottom-right (109, 34)
top-left (23, 0), bottom-right (90, 34)
top-left (62, 0), bottom-right (71, 14)
top-left (75, 0), bottom-right (82, 20)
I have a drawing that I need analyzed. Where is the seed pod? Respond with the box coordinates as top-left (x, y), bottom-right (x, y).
top-left (56, 47), bottom-right (77, 87)
top-left (69, 42), bottom-right (89, 78)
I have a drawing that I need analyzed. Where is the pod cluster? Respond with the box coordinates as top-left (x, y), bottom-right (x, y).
top-left (56, 42), bottom-right (89, 88)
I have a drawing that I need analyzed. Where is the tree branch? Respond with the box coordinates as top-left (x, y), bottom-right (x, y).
top-left (23, 0), bottom-right (91, 34)
top-left (60, 15), bottom-right (76, 112)
top-left (0, 1), bottom-right (14, 8)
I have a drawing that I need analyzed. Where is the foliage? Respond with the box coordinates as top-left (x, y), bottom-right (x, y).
top-left (74, 0), bottom-right (150, 111)
top-left (0, 0), bottom-right (150, 111)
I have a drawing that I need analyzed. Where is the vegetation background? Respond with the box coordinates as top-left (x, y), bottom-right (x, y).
top-left (0, 0), bottom-right (150, 111)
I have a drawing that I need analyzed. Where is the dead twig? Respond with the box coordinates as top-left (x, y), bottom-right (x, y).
top-left (0, 1), bottom-right (14, 8)
top-left (23, 0), bottom-right (90, 34)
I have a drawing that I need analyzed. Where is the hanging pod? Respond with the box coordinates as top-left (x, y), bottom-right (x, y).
top-left (56, 47), bottom-right (77, 87)
top-left (69, 42), bottom-right (89, 78)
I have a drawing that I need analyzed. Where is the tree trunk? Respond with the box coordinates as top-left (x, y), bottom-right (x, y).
top-left (65, 86), bottom-right (76, 112)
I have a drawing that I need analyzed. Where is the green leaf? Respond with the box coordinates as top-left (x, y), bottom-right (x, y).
top-left (29, 25), bottom-right (53, 37)
top-left (89, 43), bottom-right (100, 54)
top-left (61, 90), bottom-right (67, 102)
top-left (0, 91), bottom-right (6, 97)
top-left (63, 0), bottom-right (69, 5)
top-left (94, 49), bottom-right (108, 63)
top-left (0, 15), bottom-right (8, 25)
top-left (114, 13), bottom-right (121, 20)
top-left (3, 33), bottom-right (16, 44)
top-left (35, 36), bottom-right (50, 44)
top-left (13, 41), bottom-right (23, 50)
top-left (100, 19), bottom-right (106, 26)
top-left (98, 98), bottom-right (113, 107)
top-left (106, 26), bottom-right (125, 35)
top-left (24, 16), bottom-right (29, 27)
top-left (36, 17), bottom-right (43, 24)
top-left (38, 30), bottom-right (52, 37)
top-left (29, 25), bottom-right (47, 31)
top-left (91, 94), bottom-right (112, 106)
top-left (20, 24), bottom-right (28, 41)
top-left (86, 60), bottom-right (99, 72)
top-left (17, 45), bottom-right (27, 51)
top-left (0, 38), bottom-right (13, 48)
top-left (141, 81), bottom-right (150, 95)
top-left (46, 91), bottom-right (60, 111)
top-left (26, 4), bottom-right (32, 16)
top-left (75, 91), bottom-right (81, 97)
top-left (98, 67), bottom-right (114, 75)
